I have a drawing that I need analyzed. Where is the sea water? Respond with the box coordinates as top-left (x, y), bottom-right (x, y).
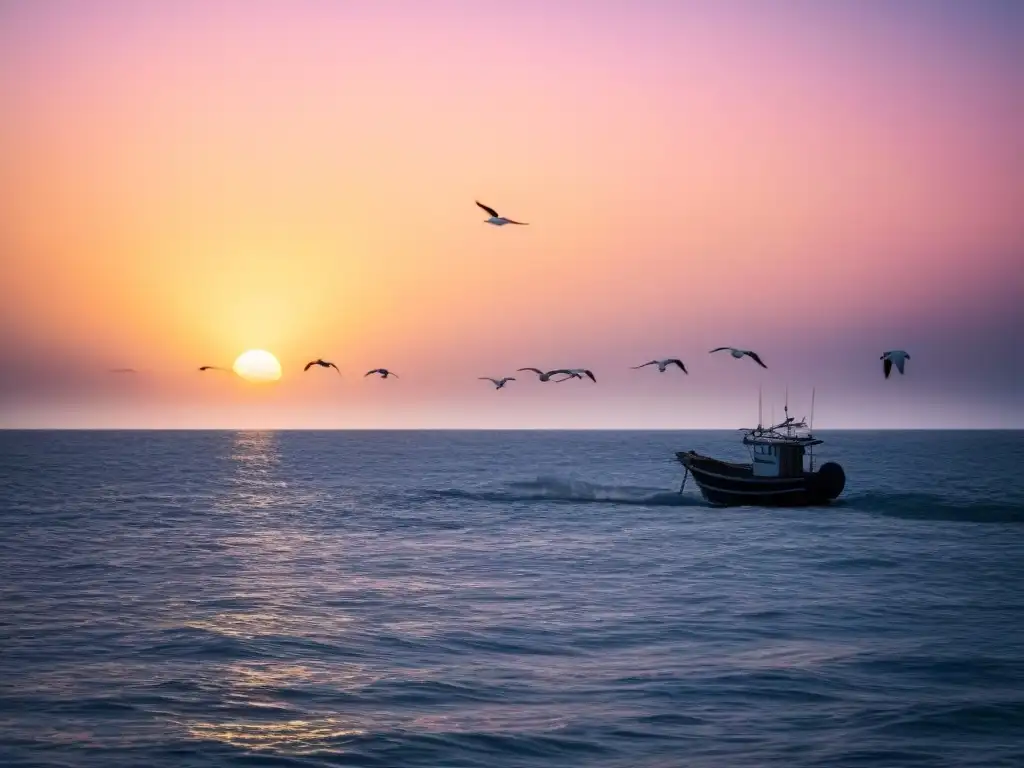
top-left (2, 430), bottom-right (1023, 767)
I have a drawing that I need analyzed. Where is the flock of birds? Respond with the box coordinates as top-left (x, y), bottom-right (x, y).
top-left (190, 347), bottom-right (907, 390)
top-left (108, 201), bottom-right (914, 387)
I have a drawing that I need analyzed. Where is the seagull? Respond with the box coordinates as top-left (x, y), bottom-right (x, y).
top-left (304, 358), bottom-right (340, 375)
top-left (476, 201), bottom-right (528, 227)
top-left (517, 367), bottom-right (562, 382)
top-left (881, 350), bottom-right (910, 379)
top-left (198, 365), bottom-right (230, 372)
top-left (480, 377), bottom-right (515, 390)
top-left (709, 347), bottom-right (767, 369)
top-left (632, 358), bottom-right (688, 374)
top-left (365, 368), bottom-right (398, 379)
top-left (549, 368), bottom-right (597, 382)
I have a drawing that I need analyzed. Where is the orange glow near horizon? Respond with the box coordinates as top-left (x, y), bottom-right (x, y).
top-left (0, 1), bottom-right (1021, 428)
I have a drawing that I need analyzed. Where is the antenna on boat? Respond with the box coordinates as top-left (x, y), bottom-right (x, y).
top-left (809, 387), bottom-right (816, 433)
top-left (808, 386), bottom-right (817, 472)
top-left (784, 385), bottom-right (790, 430)
top-left (758, 384), bottom-right (763, 429)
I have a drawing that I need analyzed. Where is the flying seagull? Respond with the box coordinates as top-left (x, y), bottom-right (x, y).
top-left (476, 201), bottom-right (528, 227)
top-left (304, 358), bottom-right (340, 375)
top-left (880, 350), bottom-right (910, 379)
top-left (198, 365), bottom-right (230, 372)
top-left (632, 358), bottom-right (688, 374)
top-left (365, 368), bottom-right (398, 379)
top-left (480, 377), bottom-right (515, 390)
top-left (549, 368), bottom-right (597, 383)
top-left (709, 347), bottom-right (767, 369)
top-left (517, 367), bottom-right (562, 382)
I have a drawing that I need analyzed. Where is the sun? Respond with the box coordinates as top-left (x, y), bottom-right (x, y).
top-left (232, 349), bottom-right (282, 383)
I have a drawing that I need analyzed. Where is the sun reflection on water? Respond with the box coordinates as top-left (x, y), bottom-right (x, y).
top-left (179, 662), bottom-right (379, 754)
top-left (186, 716), bottom-right (365, 755)
top-left (171, 432), bottom-right (378, 756)
top-left (225, 431), bottom-right (287, 511)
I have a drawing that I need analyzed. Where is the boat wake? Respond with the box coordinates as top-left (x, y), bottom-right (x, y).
top-left (431, 476), bottom-right (701, 507)
top-left (429, 483), bottom-right (1024, 520)
top-left (838, 492), bottom-right (1024, 524)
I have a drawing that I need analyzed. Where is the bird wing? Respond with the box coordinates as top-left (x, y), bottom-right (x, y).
top-left (584, 370), bottom-right (596, 382)
top-left (546, 369), bottom-right (573, 376)
top-left (894, 357), bottom-right (906, 374)
top-left (327, 362), bottom-right (341, 373)
top-left (517, 367), bottom-right (543, 375)
top-left (632, 361), bottom-right (656, 369)
top-left (746, 351), bottom-right (768, 368)
top-left (553, 375), bottom-right (575, 382)
top-left (506, 377), bottom-right (515, 382)
top-left (364, 370), bottom-right (378, 376)
top-left (668, 359), bottom-right (687, 372)
top-left (504, 219), bottom-right (528, 225)
top-left (304, 361), bottom-right (315, 371)
top-left (709, 347), bottom-right (730, 354)
top-left (883, 358), bottom-right (892, 378)
top-left (475, 201), bottom-right (499, 217)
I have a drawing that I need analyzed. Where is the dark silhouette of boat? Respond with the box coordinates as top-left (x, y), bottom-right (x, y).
top-left (676, 397), bottom-right (845, 507)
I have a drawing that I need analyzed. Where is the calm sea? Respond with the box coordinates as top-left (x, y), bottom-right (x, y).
top-left (2, 430), bottom-right (1023, 767)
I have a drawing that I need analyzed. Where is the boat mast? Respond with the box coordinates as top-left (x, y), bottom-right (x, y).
top-left (784, 385), bottom-right (790, 436)
top-left (758, 384), bottom-right (763, 429)
top-left (809, 387), bottom-right (817, 472)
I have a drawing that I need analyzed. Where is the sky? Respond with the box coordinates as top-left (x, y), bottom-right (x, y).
top-left (1, 0), bottom-right (1021, 429)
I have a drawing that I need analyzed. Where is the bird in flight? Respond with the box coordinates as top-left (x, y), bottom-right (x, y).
top-left (632, 359), bottom-right (688, 374)
top-left (709, 347), bottom-right (767, 369)
top-left (549, 368), bottom-right (597, 382)
top-left (480, 377), bottom-right (515, 390)
top-left (365, 368), bottom-right (398, 379)
top-left (517, 367), bottom-right (564, 382)
top-left (304, 358), bottom-right (340, 374)
top-left (198, 365), bottom-right (229, 372)
top-left (880, 350), bottom-right (910, 378)
top-left (476, 201), bottom-right (528, 227)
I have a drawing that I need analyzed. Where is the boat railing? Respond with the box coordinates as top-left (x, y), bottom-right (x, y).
top-left (741, 419), bottom-right (814, 439)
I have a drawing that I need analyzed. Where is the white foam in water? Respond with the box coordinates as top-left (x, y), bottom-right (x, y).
top-left (444, 476), bottom-right (699, 506)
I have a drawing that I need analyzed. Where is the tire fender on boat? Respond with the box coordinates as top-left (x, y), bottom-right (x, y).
top-left (811, 462), bottom-right (846, 499)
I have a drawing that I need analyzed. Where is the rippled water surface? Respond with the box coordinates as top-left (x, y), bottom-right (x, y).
top-left (2, 430), bottom-right (1024, 767)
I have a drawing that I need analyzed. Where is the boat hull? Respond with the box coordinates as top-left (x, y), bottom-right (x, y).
top-left (677, 451), bottom-right (845, 507)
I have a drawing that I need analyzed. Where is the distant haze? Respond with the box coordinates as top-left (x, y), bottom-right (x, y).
top-left (1, 0), bottom-right (1021, 429)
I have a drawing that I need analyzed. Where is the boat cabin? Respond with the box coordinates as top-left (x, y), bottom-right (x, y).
top-left (746, 438), bottom-right (808, 478)
top-left (742, 416), bottom-right (823, 479)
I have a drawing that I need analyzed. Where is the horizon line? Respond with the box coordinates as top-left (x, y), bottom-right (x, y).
top-left (2, 427), bottom-right (1021, 433)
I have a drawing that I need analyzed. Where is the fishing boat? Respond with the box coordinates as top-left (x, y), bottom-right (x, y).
top-left (676, 392), bottom-right (846, 507)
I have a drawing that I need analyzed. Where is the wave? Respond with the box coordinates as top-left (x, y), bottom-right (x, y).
top-left (431, 476), bottom-right (701, 507)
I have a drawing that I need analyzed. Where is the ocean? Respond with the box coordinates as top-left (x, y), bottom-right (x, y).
top-left (2, 429), bottom-right (1023, 767)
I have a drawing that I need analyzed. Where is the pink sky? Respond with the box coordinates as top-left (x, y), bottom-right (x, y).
top-left (1, 0), bottom-right (1021, 428)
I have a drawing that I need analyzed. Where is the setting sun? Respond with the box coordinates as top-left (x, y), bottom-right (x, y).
top-left (232, 350), bottom-right (282, 383)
